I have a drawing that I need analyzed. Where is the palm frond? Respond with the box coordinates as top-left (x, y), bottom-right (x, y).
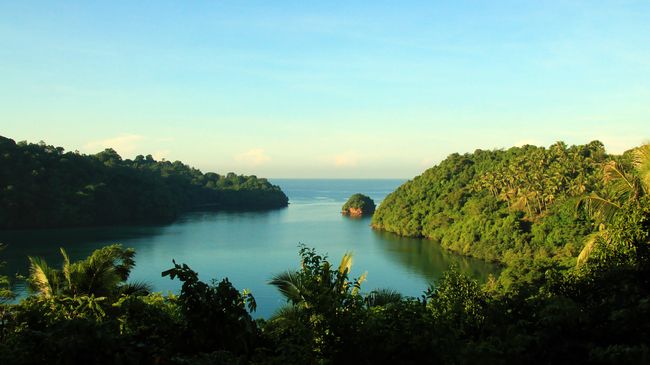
top-left (85, 244), bottom-right (134, 281)
top-left (269, 270), bottom-right (305, 304)
top-left (603, 161), bottom-right (639, 202)
top-left (577, 229), bottom-right (610, 266)
top-left (366, 288), bottom-right (403, 307)
top-left (27, 256), bottom-right (59, 297)
top-left (75, 244), bottom-right (136, 296)
top-left (78, 256), bottom-right (120, 296)
top-left (119, 281), bottom-right (153, 296)
top-left (577, 235), bottom-right (597, 266)
top-left (583, 194), bottom-right (622, 224)
top-left (268, 304), bottom-right (302, 323)
top-left (633, 143), bottom-right (650, 193)
top-left (60, 248), bottom-right (72, 291)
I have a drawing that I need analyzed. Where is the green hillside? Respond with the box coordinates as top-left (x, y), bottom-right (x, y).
top-left (372, 141), bottom-right (614, 265)
top-left (0, 136), bottom-right (288, 229)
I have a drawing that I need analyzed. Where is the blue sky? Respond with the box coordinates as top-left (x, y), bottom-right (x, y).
top-left (1, 1), bottom-right (649, 177)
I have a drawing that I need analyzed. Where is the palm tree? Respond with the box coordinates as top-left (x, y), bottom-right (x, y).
top-left (27, 244), bottom-right (149, 298)
top-left (577, 144), bottom-right (650, 265)
top-left (0, 244), bottom-right (14, 304)
top-left (27, 254), bottom-right (61, 297)
top-left (269, 269), bottom-right (308, 308)
top-left (365, 288), bottom-right (402, 308)
top-left (269, 250), bottom-right (367, 310)
top-left (268, 247), bottom-right (368, 361)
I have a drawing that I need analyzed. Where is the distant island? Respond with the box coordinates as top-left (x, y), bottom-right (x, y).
top-left (341, 193), bottom-right (375, 217)
top-left (0, 136), bottom-right (288, 229)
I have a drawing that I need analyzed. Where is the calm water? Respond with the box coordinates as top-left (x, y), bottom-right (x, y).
top-left (0, 179), bottom-right (500, 318)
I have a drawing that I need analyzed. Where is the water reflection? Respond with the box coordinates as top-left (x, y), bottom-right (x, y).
top-left (0, 224), bottom-right (170, 297)
top-left (0, 179), bottom-right (501, 316)
top-left (372, 230), bottom-right (500, 284)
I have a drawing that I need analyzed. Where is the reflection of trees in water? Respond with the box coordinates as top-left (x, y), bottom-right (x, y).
top-left (0, 224), bottom-right (167, 282)
top-left (372, 230), bottom-right (501, 283)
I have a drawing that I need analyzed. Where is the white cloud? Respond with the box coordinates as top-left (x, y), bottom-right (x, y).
top-left (514, 139), bottom-right (539, 147)
top-left (333, 151), bottom-right (359, 167)
top-left (84, 134), bottom-right (144, 155)
top-left (599, 136), bottom-right (647, 154)
top-left (420, 157), bottom-right (438, 167)
top-left (234, 148), bottom-right (271, 166)
top-left (153, 150), bottom-right (170, 161)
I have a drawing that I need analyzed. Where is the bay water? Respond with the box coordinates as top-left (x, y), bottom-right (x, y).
top-left (0, 179), bottom-right (499, 318)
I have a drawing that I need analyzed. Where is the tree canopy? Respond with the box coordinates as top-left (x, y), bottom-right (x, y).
top-left (372, 141), bottom-right (610, 265)
top-left (1, 141), bottom-right (649, 364)
top-left (0, 136), bottom-right (288, 229)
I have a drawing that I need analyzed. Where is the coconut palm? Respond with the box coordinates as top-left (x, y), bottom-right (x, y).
top-left (27, 244), bottom-right (149, 298)
top-left (577, 144), bottom-right (650, 265)
top-left (268, 246), bottom-right (368, 361)
top-left (27, 255), bottom-right (62, 297)
top-left (365, 288), bottom-right (402, 308)
top-left (269, 269), bottom-right (308, 308)
top-left (269, 250), bottom-right (367, 310)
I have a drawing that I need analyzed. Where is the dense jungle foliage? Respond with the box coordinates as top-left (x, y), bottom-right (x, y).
top-left (372, 141), bottom-right (616, 265)
top-left (0, 198), bottom-right (648, 364)
top-left (0, 143), bottom-right (647, 364)
top-left (0, 136), bottom-right (288, 229)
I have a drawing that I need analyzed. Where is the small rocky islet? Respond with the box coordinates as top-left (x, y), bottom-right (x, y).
top-left (341, 193), bottom-right (376, 217)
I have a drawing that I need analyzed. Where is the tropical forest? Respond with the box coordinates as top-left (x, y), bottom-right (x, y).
top-left (1, 1), bottom-right (649, 364)
top-left (1, 140), bottom-right (649, 364)
top-left (0, 136), bottom-right (288, 229)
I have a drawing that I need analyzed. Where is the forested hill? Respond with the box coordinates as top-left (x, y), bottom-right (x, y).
top-left (372, 141), bottom-right (613, 265)
top-left (0, 136), bottom-right (288, 229)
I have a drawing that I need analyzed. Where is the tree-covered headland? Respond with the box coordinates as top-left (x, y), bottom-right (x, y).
top-left (372, 141), bottom-right (618, 266)
top-left (0, 136), bottom-right (288, 229)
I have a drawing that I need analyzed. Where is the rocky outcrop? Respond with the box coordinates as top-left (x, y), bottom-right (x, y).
top-left (341, 193), bottom-right (376, 217)
top-left (343, 207), bottom-right (364, 217)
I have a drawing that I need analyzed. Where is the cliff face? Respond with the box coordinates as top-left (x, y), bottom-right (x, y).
top-left (341, 193), bottom-right (375, 217)
top-left (342, 207), bottom-right (364, 217)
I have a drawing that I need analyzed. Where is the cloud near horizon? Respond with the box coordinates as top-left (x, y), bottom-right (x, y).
top-left (514, 139), bottom-right (540, 147)
top-left (333, 151), bottom-right (360, 168)
top-left (84, 134), bottom-right (144, 155)
top-left (234, 148), bottom-right (271, 166)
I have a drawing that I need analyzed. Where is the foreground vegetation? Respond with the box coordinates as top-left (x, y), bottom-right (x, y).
top-left (0, 142), bottom-right (647, 364)
top-left (0, 211), bottom-right (648, 364)
top-left (0, 136), bottom-right (288, 229)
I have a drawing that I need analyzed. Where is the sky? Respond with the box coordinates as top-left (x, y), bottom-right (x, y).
top-left (1, 1), bottom-right (649, 178)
